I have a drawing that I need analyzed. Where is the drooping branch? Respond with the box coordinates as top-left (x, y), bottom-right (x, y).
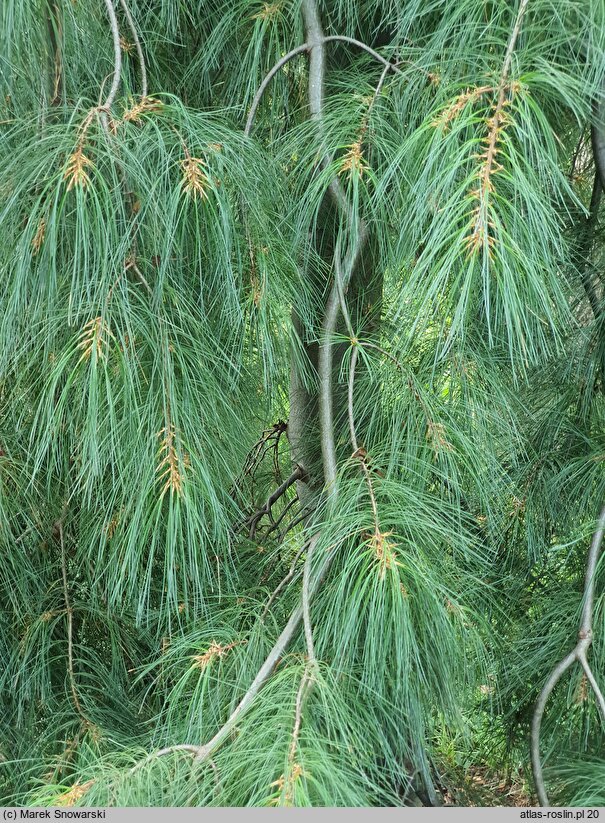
top-left (244, 44), bottom-right (310, 136)
top-left (580, 507), bottom-right (605, 635)
top-left (131, 527), bottom-right (333, 770)
top-left (531, 504), bottom-right (605, 806)
top-left (187, 541), bottom-right (331, 764)
top-left (244, 12), bottom-right (395, 508)
top-left (118, 0), bottom-right (148, 98)
top-left (244, 36), bottom-right (402, 138)
top-left (301, 0), bottom-right (372, 492)
top-left (102, 0), bottom-right (123, 109)
top-left (321, 35), bottom-right (403, 72)
top-left (57, 516), bottom-right (89, 726)
top-left (318, 239), bottom-right (367, 489)
top-left (130, 0), bottom-right (380, 775)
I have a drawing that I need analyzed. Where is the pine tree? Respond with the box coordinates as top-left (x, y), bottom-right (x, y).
top-left (0, 0), bottom-right (604, 807)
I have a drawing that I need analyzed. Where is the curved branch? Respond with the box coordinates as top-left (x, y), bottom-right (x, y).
top-left (244, 17), bottom-right (391, 492)
top-left (190, 539), bottom-right (332, 765)
top-left (581, 504), bottom-right (605, 634)
top-left (321, 35), bottom-right (404, 76)
top-left (118, 0), bottom-right (147, 98)
top-left (245, 44), bottom-right (310, 136)
top-left (531, 504), bottom-right (605, 806)
top-left (131, 2), bottom-right (382, 778)
top-left (245, 465), bottom-right (303, 539)
top-left (102, 0), bottom-right (123, 108)
top-left (132, 539), bottom-right (323, 768)
top-left (301, 0), bottom-right (373, 492)
top-left (245, 35), bottom-right (402, 137)
top-left (531, 648), bottom-right (580, 807)
top-left (300, 0), bottom-right (340, 492)
top-left (318, 218), bottom-right (368, 490)
top-left (578, 652), bottom-right (605, 721)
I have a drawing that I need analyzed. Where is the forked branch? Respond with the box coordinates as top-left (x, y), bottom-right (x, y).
top-left (531, 504), bottom-right (605, 806)
top-left (142, 537), bottom-right (331, 767)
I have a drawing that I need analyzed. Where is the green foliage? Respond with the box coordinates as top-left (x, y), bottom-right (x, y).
top-left (0, 0), bottom-right (604, 808)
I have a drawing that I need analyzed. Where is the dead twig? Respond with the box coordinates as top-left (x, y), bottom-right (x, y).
top-left (245, 465), bottom-right (304, 540)
top-left (231, 421), bottom-right (288, 507)
top-left (125, 257), bottom-right (153, 295)
top-left (264, 496), bottom-right (300, 539)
